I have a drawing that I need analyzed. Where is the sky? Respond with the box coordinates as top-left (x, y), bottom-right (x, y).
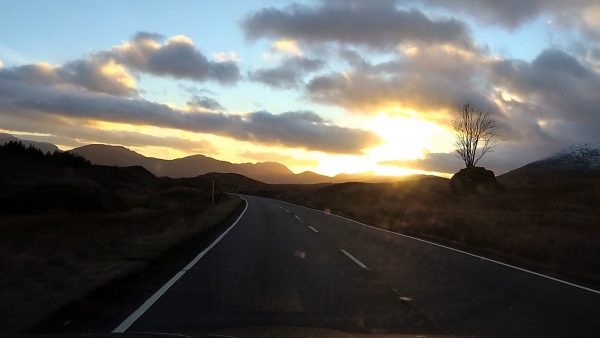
top-left (1, 0), bottom-right (600, 177)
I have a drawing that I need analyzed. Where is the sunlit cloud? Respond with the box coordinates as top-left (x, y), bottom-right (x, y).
top-left (213, 51), bottom-right (240, 63)
top-left (272, 39), bottom-right (303, 56)
top-left (0, 60), bottom-right (380, 155)
top-left (106, 32), bottom-right (240, 84)
top-left (4, 0), bottom-right (600, 177)
top-left (306, 44), bottom-right (496, 117)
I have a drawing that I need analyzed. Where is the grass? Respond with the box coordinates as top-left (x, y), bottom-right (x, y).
top-left (0, 142), bottom-right (247, 332)
top-left (0, 186), bottom-right (240, 332)
top-left (262, 176), bottom-right (600, 287)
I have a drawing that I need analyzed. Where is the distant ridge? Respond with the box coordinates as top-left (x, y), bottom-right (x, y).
top-left (0, 133), bottom-right (423, 184)
top-left (0, 133), bottom-right (59, 154)
top-left (70, 144), bottom-right (332, 184)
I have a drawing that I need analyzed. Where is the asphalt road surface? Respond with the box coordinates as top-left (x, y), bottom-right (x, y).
top-left (114, 195), bottom-right (600, 337)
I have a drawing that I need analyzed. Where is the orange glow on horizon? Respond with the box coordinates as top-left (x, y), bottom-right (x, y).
top-left (28, 109), bottom-right (457, 178)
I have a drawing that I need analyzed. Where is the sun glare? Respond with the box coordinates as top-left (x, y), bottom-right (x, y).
top-left (367, 112), bottom-right (454, 173)
top-left (312, 112), bottom-right (455, 177)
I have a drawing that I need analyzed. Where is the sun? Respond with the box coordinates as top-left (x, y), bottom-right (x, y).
top-left (367, 111), bottom-right (454, 175)
top-left (311, 111), bottom-right (455, 177)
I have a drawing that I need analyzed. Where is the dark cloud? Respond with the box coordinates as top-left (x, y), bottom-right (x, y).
top-left (418, 0), bottom-right (600, 37)
top-left (242, 1), bottom-right (474, 50)
top-left (478, 48), bottom-right (600, 169)
top-left (419, 0), bottom-right (550, 29)
top-left (106, 32), bottom-right (240, 84)
top-left (249, 57), bottom-right (324, 88)
top-left (0, 121), bottom-right (214, 154)
top-left (0, 66), bottom-right (379, 154)
top-left (187, 95), bottom-right (225, 111)
top-left (490, 49), bottom-right (600, 127)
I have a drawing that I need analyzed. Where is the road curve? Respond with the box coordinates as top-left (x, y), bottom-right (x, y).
top-left (117, 195), bottom-right (600, 337)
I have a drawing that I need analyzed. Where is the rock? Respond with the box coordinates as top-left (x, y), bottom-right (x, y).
top-left (450, 166), bottom-right (497, 193)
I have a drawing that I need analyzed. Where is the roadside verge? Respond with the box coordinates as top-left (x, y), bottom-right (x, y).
top-left (26, 195), bottom-right (246, 334)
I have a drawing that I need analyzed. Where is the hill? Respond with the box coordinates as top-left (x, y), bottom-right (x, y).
top-left (500, 143), bottom-right (600, 183)
top-left (0, 141), bottom-right (243, 332)
top-left (70, 144), bottom-right (333, 184)
top-left (1, 134), bottom-right (420, 184)
top-left (0, 141), bottom-right (161, 214)
top-left (0, 133), bottom-right (59, 153)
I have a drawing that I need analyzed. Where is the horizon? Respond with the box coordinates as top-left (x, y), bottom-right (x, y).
top-left (2, 1), bottom-right (600, 177)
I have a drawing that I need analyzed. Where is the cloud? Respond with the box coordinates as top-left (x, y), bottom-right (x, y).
top-left (419, 0), bottom-right (553, 29)
top-left (187, 95), bottom-right (225, 111)
top-left (418, 0), bottom-right (600, 37)
top-left (106, 32), bottom-right (240, 84)
top-left (0, 32), bottom-right (241, 99)
top-left (213, 51), bottom-right (239, 62)
top-left (242, 1), bottom-right (474, 50)
top-left (1, 60), bottom-right (136, 96)
top-left (306, 45), bottom-right (496, 114)
top-left (490, 48), bottom-right (600, 143)
top-left (0, 65), bottom-right (380, 154)
top-left (271, 39), bottom-right (303, 56)
top-left (58, 58), bottom-right (136, 96)
top-left (249, 57), bottom-right (324, 88)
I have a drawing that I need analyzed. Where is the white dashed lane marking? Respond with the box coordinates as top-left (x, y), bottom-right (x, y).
top-left (340, 249), bottom-right (369, 270)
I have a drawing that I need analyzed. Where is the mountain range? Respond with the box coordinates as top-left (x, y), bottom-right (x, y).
top-left (69, 144), bottom-right (424, 184)
top-left (69, 144), bottom-right (332, 184)
top-left (3, 133), bottom-right (599, 183)
top-left (0, 133), bottom-right (408, 184)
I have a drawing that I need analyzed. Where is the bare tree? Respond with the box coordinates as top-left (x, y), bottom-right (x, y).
top-left (452, 103), bottom-right (501, 168)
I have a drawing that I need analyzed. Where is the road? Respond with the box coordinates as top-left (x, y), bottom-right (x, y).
top-left (114, 195), bottom-right (600, 337)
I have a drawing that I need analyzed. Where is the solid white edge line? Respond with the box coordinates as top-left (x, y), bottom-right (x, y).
top-left (340, 249), bottom-right (369, 270)
top-left (308, 225), bottom-right (319, 233)
top-left (112, 196), bottom-right (249, 333)
top-left (275, 198), bottom-right (600, 295)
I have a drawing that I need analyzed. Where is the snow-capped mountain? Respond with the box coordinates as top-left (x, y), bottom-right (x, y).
top-left (534, 144), bottom-right (600, 171)
top-left (502, 144), bottom-right (600, 180)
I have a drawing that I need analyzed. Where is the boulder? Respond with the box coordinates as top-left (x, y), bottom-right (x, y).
top-left (450, 166), bottom-right (497, 193)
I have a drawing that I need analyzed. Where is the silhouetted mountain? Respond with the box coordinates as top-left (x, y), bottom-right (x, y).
top-left (1, 133), bottom-right (423, 184)
top-left (0, 141), bottom-right (259, 214)
top-left (69, 144), bottom-right (333, 184)
top-left (0, 133), bottom-right (59, 153)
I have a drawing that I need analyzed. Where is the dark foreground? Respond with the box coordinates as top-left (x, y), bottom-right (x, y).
top-left (102, 195), bottom-right (600, 337)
